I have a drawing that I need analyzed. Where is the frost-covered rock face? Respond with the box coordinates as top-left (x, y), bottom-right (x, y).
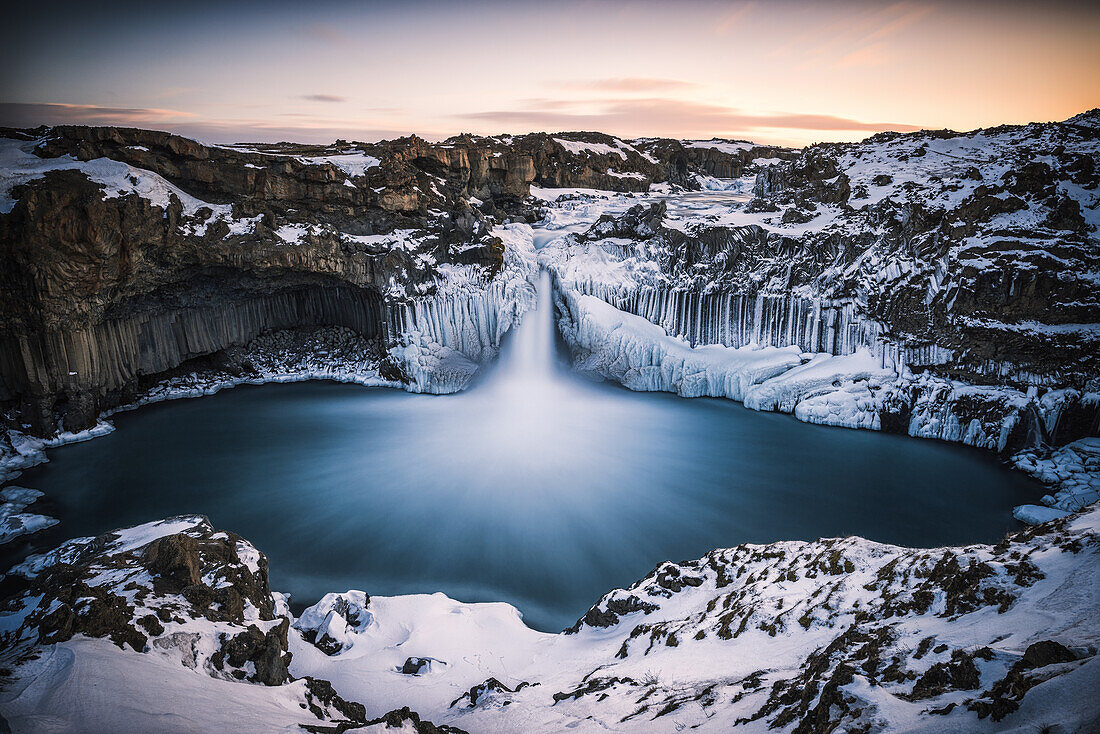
top-left (541, 112), bottom-right (1099, 499)
top-left (0, 128), bottom-right (542, 435)
top-left (544, 114), bottom-right (1100, 391)
top-left (2, 504), bottom-right (1097, 732)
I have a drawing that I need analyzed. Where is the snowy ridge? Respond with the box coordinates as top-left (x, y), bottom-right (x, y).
top-left (0, 138), bottom-right (259, 237)
top-left (1, 496), bottom-right (1098, 732)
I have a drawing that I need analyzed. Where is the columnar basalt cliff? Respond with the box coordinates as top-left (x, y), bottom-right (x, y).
top-left (542, 112), bottom-right (1100, 456)
top-left (0, 125), bottom-right (783, 436)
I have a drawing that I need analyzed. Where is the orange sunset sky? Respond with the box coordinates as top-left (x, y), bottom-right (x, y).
top-left (1, 0), bottom-right (1098, 147)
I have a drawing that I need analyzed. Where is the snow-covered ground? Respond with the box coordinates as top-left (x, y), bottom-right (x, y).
top-left (1, 500), bottom-right (1097, 733)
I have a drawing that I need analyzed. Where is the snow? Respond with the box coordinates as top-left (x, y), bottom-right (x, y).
top-left (683, 139), bottom-right (756, 154)
top-left (291, 592), bottom-right (551, 719)
top-left (273, 223), bottom-right (318, 245)
top-left (110, 517), bottom-right (207, 554)
top-left (0, 138), bottom-right (260, 239)
top-left (558, 289), bottom-right (804, 401)
top-left (1, 138), bottom-right (223, 216)
top-left (1012, 505), bottom-right (1071, 524)
top-left (0, 637), bottom-right (319, 734)
top-left (552, 137), bottom-right (637, 160)
top-left (297, 151), bottom-right (381, 177)
top-left (528, 184), bottom-right (622, 202)
top-left (341, 228), bottom-right (421, 251)
top-left (743, 349), bottom-right (892, 414)
top-left (605, 169), bottom-right (647, 180)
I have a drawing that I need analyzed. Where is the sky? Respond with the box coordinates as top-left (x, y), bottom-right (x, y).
top-left (1, 0), bottom-right (1098, 147)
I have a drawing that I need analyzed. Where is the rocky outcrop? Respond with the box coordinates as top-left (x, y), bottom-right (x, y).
top-left (0, 514), bottom-right (468, 732)
top-left (1, 517), bottom-right (282, 671)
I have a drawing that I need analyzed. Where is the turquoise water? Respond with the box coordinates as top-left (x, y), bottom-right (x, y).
top-left (15, 373), bottom-right (1039, 632)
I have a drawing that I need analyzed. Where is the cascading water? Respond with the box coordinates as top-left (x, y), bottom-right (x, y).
top-left (483, 270), bottom-right (558, 386)
top-left (469, 270), bottom-right (611, 452)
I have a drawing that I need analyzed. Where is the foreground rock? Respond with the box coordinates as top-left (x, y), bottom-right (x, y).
top-left (2, 500), bottom-right (1097, 732)
top-left (0, 515), bottom-right (463, 733)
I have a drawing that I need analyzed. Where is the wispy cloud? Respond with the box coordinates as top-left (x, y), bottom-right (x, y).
top-left (768, 1), bottom-right (936, 69)
top-left (713, 2), bottom-right (755, 35)
top-left (301, 94), bottom-right (346, 103)
top-left (455, 98), bottom-right (922, 137)
top-left (558, 78), bottom-right (697, 93)
top-left (0, 102), bottom-right (197, 127)
top-left (0, 101), bottom-right (432, 144)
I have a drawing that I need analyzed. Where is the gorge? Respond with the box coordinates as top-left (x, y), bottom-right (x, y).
top-left (0, 114), bottom-right (1098, 733)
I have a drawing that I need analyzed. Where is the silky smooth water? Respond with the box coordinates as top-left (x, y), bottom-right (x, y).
top-left (14, 273), bottom-right (1041, 631)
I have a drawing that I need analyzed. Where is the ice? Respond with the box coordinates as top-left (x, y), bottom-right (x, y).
top-left (1013, 438), bottom-right (1100, 512)
top-left (383, 223), bottom-right (539, 390)
top-left (907, 380), bottom-right (1031, 452)
top-left (743, 350), bottom-right (891, 414)
top-left (557, 288), bottom-right (803, 400)
top-left (793, 379), bottom-right (883, 430)
top-left (1013, 504), bottom-right (1071, 525)
top-left (0, 510), bottom-right (58, 545)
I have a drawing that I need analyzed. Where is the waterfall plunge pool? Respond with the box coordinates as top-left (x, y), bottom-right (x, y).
top-left (10, 274), bottom-right (1042, 632)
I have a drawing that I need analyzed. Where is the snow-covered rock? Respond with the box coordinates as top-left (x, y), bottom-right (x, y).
top-left (2, 503), bottom-right (1098, 733)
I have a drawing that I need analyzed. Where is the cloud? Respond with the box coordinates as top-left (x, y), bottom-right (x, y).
top-left (454, 98), bottom-right (923, 138)
top-left (559, 78), bottom-right (697, 93)
top-left (713, 3), bottom-right (754, 35)
top-left (834, 42), bottom-right (891, 69)
top-left (306, 23), bottom-right (350, 45)
top-left (0, 101), bottom-right (432, 144)
top-left (0, 102), bottom-right (196, 127)
top-left (766, 2), bottom-right (935, 70)
top-left (301, 94), bottom-right (346, 103)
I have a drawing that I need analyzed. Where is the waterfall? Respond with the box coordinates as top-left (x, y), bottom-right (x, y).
top-left (457, 269), bottom-right (613, 452)
top-left (487, 270), bottom-right (558, 385)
